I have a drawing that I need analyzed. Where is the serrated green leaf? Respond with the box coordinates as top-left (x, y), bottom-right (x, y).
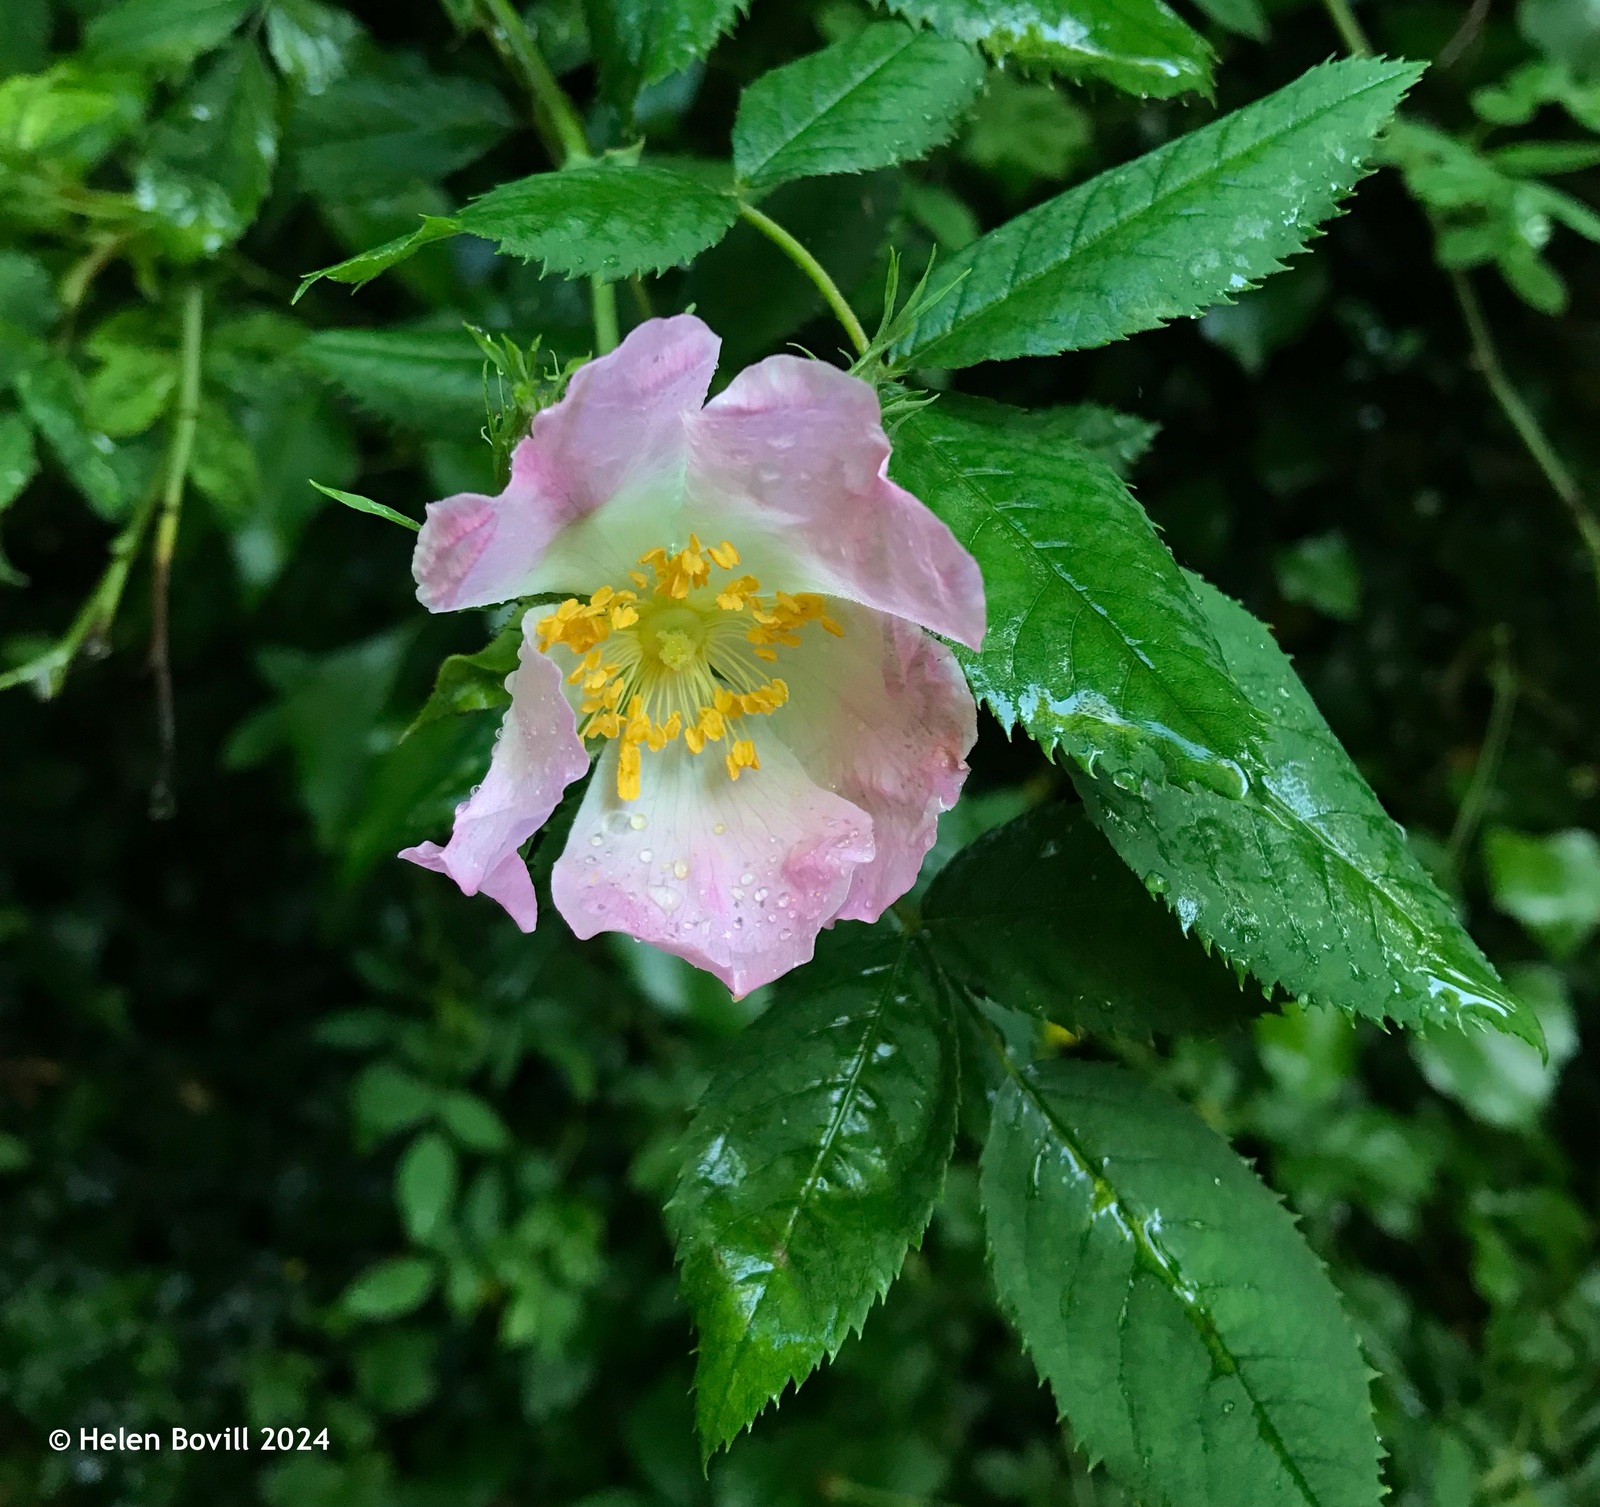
top-left (86, 0), bottom-right (254, 69)
top-left (341, 1255), bottom-right (437, 1320)
top-left (897, 57), bottom-right (1423, 369)
top-left (290, 57), bottom-right (512, 200)
top-left (983, 1060), bottom-right (1381, 1507)
top-left (882, 0), bottom-right (1211, 98)
top-left (890, 398), bottom-right (1261, 791)
top-left (985, 401), bottom-right (1159, 477)
top-left (589, 0), bottom-right (745, 103)
top-left (13, 358), bottom-right (127, 520)
top-left (667, 929), bottom-right (959, 1458)
top-left (397, 1131), bottom-right (458, 1244)
top-left (302, 325), bottom-right (487, 430)
top-left (294, 215), bottom-right (462, 301)
top-left (1075, 576), bottom-right (1542, 1045)
top-left (924, 803), bottom-right (1255, 1036)
top-left (135, 41), bottom-right (279, 260)
top-left (458, 159), bottom-right (739, 278)
top-left (733, 22), bottom-right (982, 194)
top-left (406, 625), bottom-right (521, 738)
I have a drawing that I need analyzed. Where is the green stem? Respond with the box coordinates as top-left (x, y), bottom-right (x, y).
top-left (1446, 628), bottom-right (1517, 870)
top-left (1450, 268), bottom-right (1600, 619)
top-left (471, 0), bottom-right (619, 355)
top-left (148, 282), bottom-right (206, 819)
top-left (0, 486), bottom-right (161, 698)
top-left (738, 203), bottom-right (871, 356)
top-left (1320, 0), bottom-right (1372, 54)
top-left (475, 0), bottom-right (588, 164)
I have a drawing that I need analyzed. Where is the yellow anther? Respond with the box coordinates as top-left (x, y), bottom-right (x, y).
top-left (726, 740), bottom-right (759, 781)
top-left (542, 535), bottom-right (844, 799)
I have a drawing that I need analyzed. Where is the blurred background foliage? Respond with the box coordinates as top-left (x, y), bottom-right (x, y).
top-left (1, 0), bottom-right (1599, 1503)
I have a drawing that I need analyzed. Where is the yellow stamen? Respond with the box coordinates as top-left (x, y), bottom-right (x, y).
top-left (536, 535), bottom-right (843, 800)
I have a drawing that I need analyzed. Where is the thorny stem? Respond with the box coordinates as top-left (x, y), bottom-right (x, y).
top-left (1450, 269), bottom-right (1600, 617)
top-left (1446, 628), bottom-right (1517, 870)
top-left (148, 282), bottom-right (205, 820)
top-left (473, 0), bottom-right (619, 353)
top-left (737, 204), bottom-right (871, 357)
top-left (1319, 0), bottom-right (1372, 55)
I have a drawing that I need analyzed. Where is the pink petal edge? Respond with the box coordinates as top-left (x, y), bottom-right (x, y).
top-left (413, 314), bottom-right (721, 613)
top-left (399, 619), bottom-right (590, 929)
top-left (688, 355), bottom-right (986, 650)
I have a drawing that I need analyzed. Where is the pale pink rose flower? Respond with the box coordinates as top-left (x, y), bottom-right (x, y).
top-left (399, 314), bottom-right (985, 995)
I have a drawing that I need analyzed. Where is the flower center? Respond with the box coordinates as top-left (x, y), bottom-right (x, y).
top-left (534, 535), bottom-right (843, 801)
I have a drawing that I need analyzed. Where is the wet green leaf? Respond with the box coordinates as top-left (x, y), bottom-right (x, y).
top-left (983, 1060), bottom-right (1381, 1507)
top-left (13, 357), bottom-right (127, 519)
top-left (923, 803), bottom-right (1256, 1036)
top-left (882, 0), bottom-right (1212, 98)
top-left (135, 41), bottom-right (279, 259)
top-left (1413, 964), bottom-right (1578, 1131)
top-left (733, 21), bottom-right (982, 194)
top-left (458, 159), bottom-right (739, 279)
top-left (1076, 577), bottom-right (1542, 1044)
top-left (589, 0), bottom-right (745, 104)
top-left (294, 215), bottom-right (462, 301)
top-left (897, 57), bottom-right (1423, 369)
top-left (310, 482), bottom-right (420, 532)
top-left (264, 0), bottom-right (359, 95)
top-left (890, 398), bottom-right (1262, 791)
top-left (668, 929), bottom-right (959, 1458)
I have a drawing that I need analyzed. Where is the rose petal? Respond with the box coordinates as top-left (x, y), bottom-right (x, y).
top-left (687, 355), bottom-right (985, 649)
top-left (399, 617), bottom-right (591, 928)
top-left (413, 315), bottom-right (721, 611)
top-left (551, 736), bottom-right (874, 996)
top-left (777, 603), bottom-right (976, 923)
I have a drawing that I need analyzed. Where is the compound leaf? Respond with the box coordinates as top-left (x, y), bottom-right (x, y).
top-left (889, 397), bottom-right (1261, 791)
top-left (897, 57), bottom-right (1423, 369)
top-left (668, 929), bottom-right (959, 1458)
top-left (1076, 576), bottom-right (1542, 1044)
top-left (983, 1060), bottom-right (1381, 1507)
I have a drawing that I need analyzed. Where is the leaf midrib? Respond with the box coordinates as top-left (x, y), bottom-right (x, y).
top-left (912, 64), bottom-right (1401, 358)
top-left (707, 941), bottom-right (913, 1417)
top-left (1011, 1071), bottom-right (1327, 1507)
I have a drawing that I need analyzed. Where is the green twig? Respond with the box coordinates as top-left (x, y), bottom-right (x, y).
top-left (1320, 0), bottom-right (1372, 55)
top-left (148, 282), bottom-right (206, 820)
top-left (1445, 628), bottom-right (1517, 869)
top-left (475, 0), bottom-right (587, 163)
top-left (1450, 270), bottom-right (1600, 618)
top-left (471, 0), bottom-right (619, 354)
top-left (738, 203), bottom-right (871, 356)
top-left (0, 486), bottom-right (162, 698)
